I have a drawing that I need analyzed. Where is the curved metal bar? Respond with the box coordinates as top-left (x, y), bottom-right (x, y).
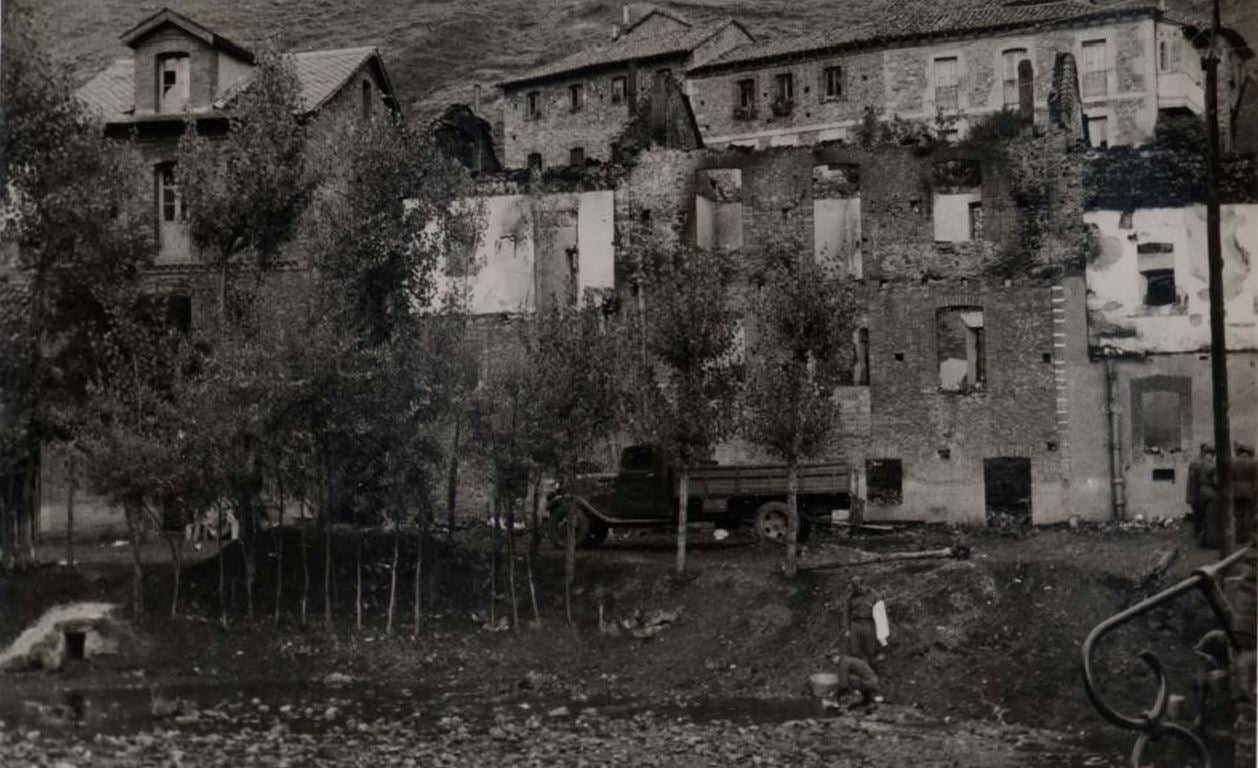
top-left (1081, 544), bottom-right (1254, 767)
top-left (1130, 721), bottom-right (1210, 768)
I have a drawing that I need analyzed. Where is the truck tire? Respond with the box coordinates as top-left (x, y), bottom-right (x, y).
top-left (753, 501), bottom-right (811, 543)
top-left (549, 504), bottom-right (611, 548)
top-left (753, 501), bottom-right (789, 542)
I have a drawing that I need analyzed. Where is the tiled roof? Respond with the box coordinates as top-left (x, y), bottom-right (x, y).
top-left (78, 59), bottom-right (134, 120)
top-left (76, 47), bottom-right (383, 121)
top-left (499, 17), bottom-right (740, 86)
top-left (691, 0), bottom-right (1165, 72)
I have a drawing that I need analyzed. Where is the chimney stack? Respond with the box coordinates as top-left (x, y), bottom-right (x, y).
top-left (612, 23), bottom-right (620, 41)
top-left (473, 84), bottom-right (482, 113)
top-left (623, 5), bottom-right (631, 25)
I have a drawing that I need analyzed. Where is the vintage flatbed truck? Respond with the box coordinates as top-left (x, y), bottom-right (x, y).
top-left (547, 443), bottom-right (851, 547)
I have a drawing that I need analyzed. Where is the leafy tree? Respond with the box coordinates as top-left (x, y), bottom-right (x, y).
top-left (175, 48), bottom-right (311, 323)
top-left (744, 240), bottom-right (858, 577)
top-left (628, 234), bottom-right (740, 576)
top-left (0, 5), bottom-right (155, 564)
top-left (519, 304), bottom-right (627, 624)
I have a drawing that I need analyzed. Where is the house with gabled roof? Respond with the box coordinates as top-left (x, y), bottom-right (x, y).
top-left (497, 5), bottom-right (753, 169)
top-left (77, 7), bottom-right (398, 274)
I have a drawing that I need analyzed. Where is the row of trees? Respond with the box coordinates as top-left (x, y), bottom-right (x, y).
top-left (1, 10), bottom-right (859, 631)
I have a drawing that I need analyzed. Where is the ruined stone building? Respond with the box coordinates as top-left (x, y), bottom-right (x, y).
top-left (459, 2), bottom-right (1256, 526)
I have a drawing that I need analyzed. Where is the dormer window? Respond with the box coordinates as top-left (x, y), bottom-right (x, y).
top-left (157, 53), bottom-right (190, 112)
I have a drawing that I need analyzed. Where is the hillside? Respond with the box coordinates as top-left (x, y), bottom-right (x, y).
top-left (18, 0), bottom-right (1258, 125)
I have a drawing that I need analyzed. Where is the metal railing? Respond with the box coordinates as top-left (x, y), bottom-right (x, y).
top-left (1081, 544), bottom-right (1253, 767)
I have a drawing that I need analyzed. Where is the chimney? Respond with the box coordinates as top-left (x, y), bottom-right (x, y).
top-left (623, 5), bottom-right (631, 25)
top-left (612, 23), bottom-right (620, 41)
top-left (473, 84), bottom-right (482, 114)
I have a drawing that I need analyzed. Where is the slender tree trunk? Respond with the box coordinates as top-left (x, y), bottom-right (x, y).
top-left (167, 530), bottom-right (183, 618)
top-left (564, 470), bottom-right (576, 627)
top-left (506, 504), bottom-right (520, 630)
top-left (445, 420), bottom-right (461, 538)
top-left (529, 470), bottom-right (543, 557)
top-left (412, 515), bottom-right (424, 637)
top-left (323, 458), bottom-right (333, 634)
top-left (125, 501), bottom-right (144, 620)
top-left (300, 497), bottom-right (309, 628)
top-left (489, 494), bottom-right (498, 627)
top-left (217, 501), bottom-right (227, 628)
top-left (386, 526), bottom-right (400, 636)
top-left (525, 541), bottom-right (541, 626)
top-left (65, 452), bottom-right (75, 569)
top-left (244, 492), bottom-right (257, 624)
top-left (675, 466), bottom-right (689, 577)
top-left (785, 459), bottom-right (800, 579)
top-left (274, 481), bottom-right (285, 627)
top-left (354, 523), bottom-right (363, 633)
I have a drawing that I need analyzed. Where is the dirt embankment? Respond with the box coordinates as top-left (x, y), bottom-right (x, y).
top-left (1, 523), bottom-right (1224, 743)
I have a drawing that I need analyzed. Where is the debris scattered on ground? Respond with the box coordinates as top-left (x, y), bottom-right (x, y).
top-left (620, 607), bottom-right (684, 640)
top-left (801, 545), bottom-right (971, 572)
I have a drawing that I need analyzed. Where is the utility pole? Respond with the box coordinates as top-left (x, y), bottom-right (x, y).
top-left (1203, 0), bottom-right (1234, 558)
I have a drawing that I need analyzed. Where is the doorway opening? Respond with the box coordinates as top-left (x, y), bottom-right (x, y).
top-left (983, 457), bottom-right (1031, 525)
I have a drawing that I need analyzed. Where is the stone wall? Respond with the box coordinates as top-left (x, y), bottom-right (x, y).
top-left (690, 16), bottom-right (1172, 150)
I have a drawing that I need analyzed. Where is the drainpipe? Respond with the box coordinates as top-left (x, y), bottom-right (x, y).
top-left (1104, 357), bottom-right (1127, 521)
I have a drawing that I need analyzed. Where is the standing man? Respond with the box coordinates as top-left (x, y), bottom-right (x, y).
top-left (839, 575), bottom-right (881, 662)
top-left (1187, 444), bottom-right (1215, 540)
top-left (1232, 443), bottom-right (1256, 547)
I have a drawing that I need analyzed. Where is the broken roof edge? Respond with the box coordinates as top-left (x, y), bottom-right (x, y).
top-left (119, 7), bottom-right (256, 64)
top-left (497, 17), bottom-right (750, 89)
top-left (689, 5), bottom-right (1210, 76)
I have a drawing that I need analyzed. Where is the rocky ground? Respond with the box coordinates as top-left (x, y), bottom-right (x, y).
top-left (0, 520), bottom-right (1230, 766)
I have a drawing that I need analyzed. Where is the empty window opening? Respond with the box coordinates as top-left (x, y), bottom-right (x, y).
top-left (938, 448), bottom-right (952, 460)
top-left (1152, 468), bottom-right (1176, 482)
top-left (611, 76), bottom-right (627, 104)
top-left (893, 352), bottom-right (905, 362)
top-left (1081, 39), bottom-right (1109, 98)
top-left (569, 147), bottom-right (585, 166)
top-left (1086, 115), bottom-right (1109, 149)
top-left (527, 152), bottom-right (543, 171)
top-left (1142, 268), bottom-right (1176, 306)
top-left (774, 72), bottom-right (794, 108)
top-left (695, 168), bottom-right (743, 250)
top-left (157, 53), bottom-right (190, 112)
top-left (1046, 441), bottom-right (1058, 452)
top-left (984, 457), bottom-right (1031, 525)
top-left (361, 80), bottom-right (372, 120)
top-left (1001, 48), bottom-right (1030, 107)
top-left (937, 306), bottom-right (985, 393)
top-left (1042, 352), bottom-right (1053, 363)
top-left (158, 164), bottom-right (184, 224)
top-left (856, 328), bottom-right (870, 385)
top-left (932, 160), bottom-right (982, 243)
top-left (866, 459), bottom-right (903, 506)
top-left (735, 79), bottom-right (757, 117)
top-left (813, 164), bottom-right (862, 276)
top-left (934, 56), bottom-right (960, 111)
top-left (527, 91), bottom-right (542, 118)
top-left (569, 83), bottom-right (584, 112)
top-left (823, 66), bottom-right (844, 99)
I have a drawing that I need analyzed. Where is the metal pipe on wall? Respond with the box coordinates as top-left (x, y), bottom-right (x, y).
top-left (1105, 357), bottom-right (1127, 521)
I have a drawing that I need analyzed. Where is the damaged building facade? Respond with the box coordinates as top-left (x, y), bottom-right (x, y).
top-left (455, 2), bottom-right (1255, 526)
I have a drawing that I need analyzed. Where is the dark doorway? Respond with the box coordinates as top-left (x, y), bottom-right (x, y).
top-left (983, 457), bottom-right (1031, 525)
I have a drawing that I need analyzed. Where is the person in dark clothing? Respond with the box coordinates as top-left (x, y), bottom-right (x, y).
top-left (1187, 444), bottom-right (1215, 539)
top-left (1201, 456), bottom-right (1219, 549)
top-left (839, 575), bottom-right (881, 662)
top-left (829, 650), bottom-right (880, 706)
top-left (1233, 443), bottom-right (1257, 547)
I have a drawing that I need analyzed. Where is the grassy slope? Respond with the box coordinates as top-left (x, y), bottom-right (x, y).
top-left (26, 0), bottom-right (1257, 125)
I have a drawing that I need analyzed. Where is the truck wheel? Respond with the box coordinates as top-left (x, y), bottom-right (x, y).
top-left (753, 501), bottom-right (790, 542)
top-left (548, 504), bottom-right (591, 548)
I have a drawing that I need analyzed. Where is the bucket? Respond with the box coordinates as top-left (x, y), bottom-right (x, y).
top-left (808, 672), bottom-right (840, 698)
